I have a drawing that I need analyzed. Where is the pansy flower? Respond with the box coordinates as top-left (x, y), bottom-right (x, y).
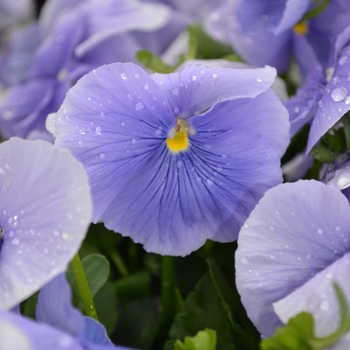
top-left (0, 137), bottom-right (92, 310)
top-left (47, 62), bottom-right (289, 256)
top-left (0, 0), bottom-right (183, 140)
top-left (236, 179), bottom-right (350, 344)
top-left (205, 0), bottom-right (347, 76)
top-left (34, 273), bottom-right (128, 349)
top-left (286, 18), bottom-right (350, 153)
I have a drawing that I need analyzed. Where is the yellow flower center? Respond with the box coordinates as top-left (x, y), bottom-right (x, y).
top-left (293, 21), bottom-right (309, 35)
top-left (166, 119), bottom-right (192, 153)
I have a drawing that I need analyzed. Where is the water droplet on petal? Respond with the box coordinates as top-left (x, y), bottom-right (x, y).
top-left (134, 73), bottom-right (139, 78)
top-left (12, 238), bottom-right (19, 245)
top-left (135, 102), bottom-right (144, 111)
top-left (127, 93), bottom-right (134, 100)
top-left (144, 84), bottom-right (149, 90)
top-left (99, 153), bottom-right (105, 159)
top-left (95, 127), bottom-right (102, 134)
top-left (317, 228), bottom-right (323, 234)
top-left (131, 139), bottom-right (136, 144)
top-left (320, 300), bottom-right (330, 310)
top-left (331, 87), bottom-right (348, 102)
top-left (339, 56), bottom-right (348, 66)
top-left (172, 88), bottom-right (179, 95)
top-left (256, 77), bottom-right (262, 82)
top-left (121, 73), bottom-right (127, 80)
top-left (207, 179), bottom-right (213, 186)
top-left (241, 256), bottom-right (248, 264)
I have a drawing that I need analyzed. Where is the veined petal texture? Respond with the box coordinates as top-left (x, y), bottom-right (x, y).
top-left (236, 180), bottom-right (350, 337)
top-left (0, 309), bottom-right (84, 350)
top-left (50, 62), bottom-right (289, 256)
top-left (0, 138), bottom-right (92, 310)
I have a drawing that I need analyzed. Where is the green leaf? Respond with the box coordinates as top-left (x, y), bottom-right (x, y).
top-left (261, 283), bottom-right (350, 350)
top-left (22, 292), bottom-right (39, 320)
top-left (261, 313), bottom-right (314, 350)
top-left (301, 0), bottom-right (330, 21)
top-left (94, 280), bottom-right (118, 335)
top-left (113, 296), bottom-right (160, 349)
top-left (309, 144), bottom-right (336, 163)
top-left (67, 253), bottom-right (109, 311)
top-left (115, 270), bottom-right (151, 301)
top-left (174, 329), bottom-right (217, 350)
top-left (169, 260), bottom-right (259, 350)
top-left (188, 25), bottom-right (233, 59)
top-left (136, 50), bottom-right (175, 73)
top-left (341, 113), bottom-right (350, 149)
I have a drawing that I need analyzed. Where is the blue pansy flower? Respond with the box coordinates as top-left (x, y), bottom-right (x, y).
top-left (0, 138), bottom-right (92, 310)
top-left (0, 0), bottom-right (182, 140)
top-left (34, 273), bottom-right (130, 349)
top-left (286, 17), bottom-right (350, 153)
top-left (205, 0), bottom-right (348, 76)
top-left (0, 273), bottom-right (132, 349)
top-left (236, 179), bottom-right (350, 344)
top-left (47, 62), bottom-right (289, 256)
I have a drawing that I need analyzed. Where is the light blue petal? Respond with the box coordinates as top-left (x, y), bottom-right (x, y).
top-left (151, 64), bottom-right (277, 120)
top-left (0, 138), bottom-right (92, 310)
top-left (50, 62), bottom-right (175, 222)
top-left (0, 309), bottom-right (84, 350)
top-left (102, 104), bottom-right (282, 255)
top-left (36, 274), bottom-right (84, 337)
top-left (236, 180), bottom-right (350, 336)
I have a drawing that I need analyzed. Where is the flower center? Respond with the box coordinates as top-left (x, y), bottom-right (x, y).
top-left (293, 21), bottom-right (309, 35)
top-left (166, 119), bottom-right (193, 153)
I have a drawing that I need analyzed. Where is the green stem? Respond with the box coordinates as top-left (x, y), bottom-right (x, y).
top-left (70, 253), bottom-right (98, 320)
top-left (154, 256), bottom-right (177, 347)
top-left (107, 249), bottom-right (129, 278)
top-left (342, 113), bottom-right (350, 150)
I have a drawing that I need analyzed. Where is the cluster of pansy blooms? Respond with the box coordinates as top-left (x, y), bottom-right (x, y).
top-left (2, 0), bottom-right (350, 349)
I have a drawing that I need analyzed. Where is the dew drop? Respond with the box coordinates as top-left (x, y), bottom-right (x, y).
top-left (306, 253), bottom-right (312, 259)
top-left (241, 256), bottom-right (248, 264)
top-left (331, 87), bottom-right (348, 102)
top-left (135, 102), bottom-right (144, 111)
top-left (207, 179), bottom-right (213, 186)
top-left (127, 93), bottom-right (134, 100)
top-left (95, 126), bottom-right (102, 134)
top-left (256, 77), bottom-right (262, 82)
top-left (172, 88), bottom-right (179, 95)
top-left (212, 73), bottom-right (218, 78)
top-left (99, 153), bottom-right (105, 159)
top-left (121, 73), bottom-right (127, 80)
top-left (131, 139), bottom-right (136, 144)
top-left (317, 228), bottom-right (324, 234)
top-left (320, 300), bottom-right (330, 311)
top-left (177, 160), bottom-right (183, 168)
top-left (339, 56), bottom-right (348, 66)
top-left (134, 73), bottom-right (139, 79)
top-left (12, 238), bottom-right (19, 245)
top-left (144, 84), bottom-right (149, 90)
top-left (173, 106), bottom-right (180, 114)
